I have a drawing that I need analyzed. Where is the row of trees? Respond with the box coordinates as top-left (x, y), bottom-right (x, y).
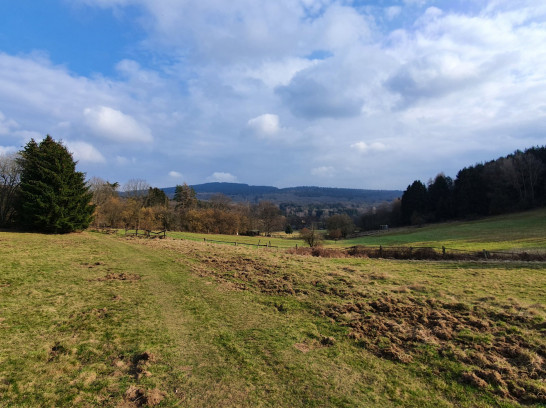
top-left (394, 147), bottom-right (546, 226)
top-left (3, 135), bottom-right (543, 236)
top-left (0, 135), bottom-right (292, 235)
top-left (357, 147), bottom-right (546, 230)
top-left (90, 179), bottom-right (289, 236)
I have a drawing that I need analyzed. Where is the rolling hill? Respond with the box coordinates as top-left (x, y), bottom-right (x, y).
top-left (163, 182), bottom-right (402, 206)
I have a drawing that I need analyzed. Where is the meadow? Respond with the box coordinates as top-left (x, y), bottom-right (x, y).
top-left (119, 208), bottom-right (546, 253)
top-left (340, 208), bottom-right (546, 252)
top-left (0, 210), bottom-right (545, 407)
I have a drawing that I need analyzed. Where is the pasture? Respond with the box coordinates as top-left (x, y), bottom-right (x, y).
top-left (0, 212), bottom-right (545, 407)
top-left (341, 208), bottom-right (546, 252)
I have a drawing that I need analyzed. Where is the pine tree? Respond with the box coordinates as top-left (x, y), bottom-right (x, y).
top-left (17, 135), bottom-right (95, 233)
top-left (173, 183), bottom-right (197, 210)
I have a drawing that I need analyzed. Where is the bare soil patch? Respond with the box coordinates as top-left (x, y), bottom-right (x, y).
top-left (323, 296), bottom-right (546, 404)
top-left (95, 272), bottom-right (141, 281)
top-left (194, 255), bottom-right (308, 295)
top-left (130, 351), bottom-right (156, 380)
top-left (124, 385), bottom-right (165, 407)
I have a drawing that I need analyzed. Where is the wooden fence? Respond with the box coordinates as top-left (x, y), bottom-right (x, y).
top-left (91, 228), bottom-right (545, 261)
top-left (202, 238), bottom-right (280, 248)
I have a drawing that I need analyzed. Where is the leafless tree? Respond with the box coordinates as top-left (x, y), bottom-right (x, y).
top-left (0, 153), bottom-right (22, 226)
top-left (257, 201), bottom-right (285, 235)
top-left (209, 193), bottom-right (232, 210)
top-left (123, 179), bottom-right (150, 205)
top-left (88, 177), bottom-right (119, 206)
top-left (300, 224), bottom-right (323, 247)
top-left (501, 152), bottom-right (544, 207)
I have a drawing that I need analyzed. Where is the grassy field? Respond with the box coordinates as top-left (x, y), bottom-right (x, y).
top-left (115, 207), bottom-right (546, 253)
top-left (339, 208), bottom-right (546, 252)
top-left (0, 216), bottom-right (545, 406)
top-left (164, 230), bottom-right (305, 248)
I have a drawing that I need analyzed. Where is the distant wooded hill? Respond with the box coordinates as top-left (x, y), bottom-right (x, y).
top-left (162, 183), bottom-right (402, 206)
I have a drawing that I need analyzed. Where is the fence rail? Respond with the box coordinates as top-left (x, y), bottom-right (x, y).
top-left (203, 238), bottom-right (281, 248)
top-left (344, 245), bottom-right (546, 261)
top-left (90, 228), bottom-right (545, 261)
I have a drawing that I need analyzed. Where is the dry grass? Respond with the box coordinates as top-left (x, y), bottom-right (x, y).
top-left (0, 231), bottom-right (544, 407)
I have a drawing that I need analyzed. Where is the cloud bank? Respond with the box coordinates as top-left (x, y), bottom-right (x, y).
top-left (0, 1), bottom-right (545, 189)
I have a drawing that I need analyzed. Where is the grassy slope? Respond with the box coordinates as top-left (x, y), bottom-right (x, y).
top-left (339, 208), bottom-right (546, 251)
top-left (0, 231), bottom-right (544, 407)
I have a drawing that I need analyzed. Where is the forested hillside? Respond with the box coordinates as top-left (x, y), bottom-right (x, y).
top-left (163, 183), bottom-right (402, 206)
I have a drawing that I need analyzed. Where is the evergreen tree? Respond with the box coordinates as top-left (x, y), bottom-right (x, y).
top-left (453, 165), bottom-right (489, 217)
top-left (17, 135), bottom-right (94, 233)
top-left (145, 187), bottom-right (169, 208)
top-left (427, 174), bottom-right (454, 221)
top-left (173, 183), bottom-right (197, 210)
top-left (400, 180), bottom-right (428, 225)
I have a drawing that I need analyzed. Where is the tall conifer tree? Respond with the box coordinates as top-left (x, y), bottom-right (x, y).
top-left (17, 135), bottom-right (94, 233)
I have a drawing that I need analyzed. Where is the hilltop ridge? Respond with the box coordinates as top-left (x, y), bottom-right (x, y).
top-left (162, 182), bottom-right (402, 206)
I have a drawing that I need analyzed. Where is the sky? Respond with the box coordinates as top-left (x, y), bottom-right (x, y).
top-left (0, 0), bottom-right (545, 190)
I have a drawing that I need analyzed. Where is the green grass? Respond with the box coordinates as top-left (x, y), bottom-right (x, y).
top-left (0, 228), bottom-right (544, 407)
top-left (114, 229), bottom-right (306, 248)
top-left (337, 208), bottom-right (546, 251)
top-left (113, 208), bottom-right (546, 253)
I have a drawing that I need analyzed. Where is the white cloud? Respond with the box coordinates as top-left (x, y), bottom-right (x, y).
top-left (351, 141), bottom-right (388, 153)
top-left (66, 141), bottom-right (106, 163)
top-left (243, 58), bottom-right (317, 88)
top-left (169, 170), bottom-right (183, 178)
top-left (385, 6), bottom-right (402, 20)
top-left (247, 114), bottom-right (280, 137)
top-left (10, 130), bottom-right (43, 146)
top-left (83, 106), bottom-right (153, 143)
top-left (403, 0), bottom-right (433, 6)
top-left (207, 172), bottom-right (238, 183)
top-left (115, 155), bottom-right (135, 165)
top-left (0, 146), bottom-right (17, 155)
top-left (0, 111), bottom-right (18, 135)
top-left (1, 2), bottom-right (546, 189)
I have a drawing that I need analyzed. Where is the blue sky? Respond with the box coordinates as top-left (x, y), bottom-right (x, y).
top-left (1, 0), bottom-right (545, 190)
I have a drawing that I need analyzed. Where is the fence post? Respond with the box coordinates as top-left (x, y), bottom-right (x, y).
top-left (296, 244), bottom-right (298, 249)
top-left (379, 245), bottom-right (383, 257)
top-left (442, 246), bottom-right (446, 256)
top-left (203, 238), bottom-right (206, 243)
top-left (483, 249), bottom-right (488, 259)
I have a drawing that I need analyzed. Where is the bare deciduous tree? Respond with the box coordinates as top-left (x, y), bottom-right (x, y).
top-left (123, 179), bottom-right (150, 204)
top-left (0, 153), bottom-right (21, 226)
top-left (88, 177), bottom-right (119, 206)
top-left (257, 201), bottom-right (285, 236)
top-left (300, 225), bottom-right (323, 247)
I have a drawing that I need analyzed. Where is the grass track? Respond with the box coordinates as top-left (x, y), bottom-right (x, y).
top-left (0, 230), bottom-right (544, 407)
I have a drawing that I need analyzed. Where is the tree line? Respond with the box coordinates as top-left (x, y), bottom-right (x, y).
top-left (90, 179), bottom-right (288, 236)
top-left (2, 136), bottom-right (543, 236)
top-left (0, 136), bottom-right (295, 235)
top-left (360, 146), bottom-right (546, 229)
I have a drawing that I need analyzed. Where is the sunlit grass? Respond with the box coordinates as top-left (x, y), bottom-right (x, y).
top-left (337, 208), bottom-right (546, 252)
top-left (1, 225), bottom-right (544, 407)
